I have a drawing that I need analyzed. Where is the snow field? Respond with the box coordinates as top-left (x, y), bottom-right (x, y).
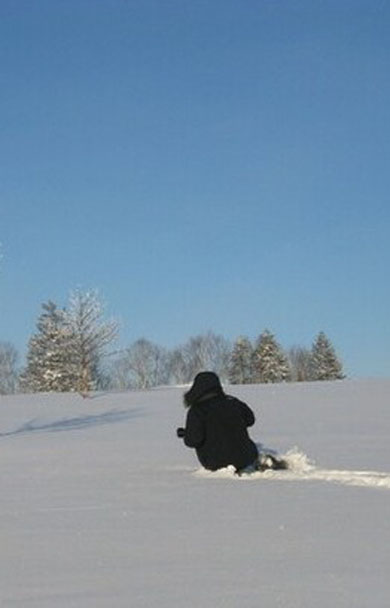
top-left (0, 379), bottom-right (389, 607)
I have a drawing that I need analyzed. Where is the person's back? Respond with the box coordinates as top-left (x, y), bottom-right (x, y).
top-left (185, 394), bottom-right (258, 471)
top-left (177, 372), bottom-right (258, 472)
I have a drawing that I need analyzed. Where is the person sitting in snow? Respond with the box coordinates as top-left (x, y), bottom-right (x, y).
top-left (176, 371), bottom-right (284, 474)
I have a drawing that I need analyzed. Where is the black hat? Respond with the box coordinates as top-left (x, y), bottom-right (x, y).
top-left (184, 371), bottom-right (224, 407)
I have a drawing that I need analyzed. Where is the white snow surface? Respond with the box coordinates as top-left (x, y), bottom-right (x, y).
top-left (1, 379), bottom-right (389, 607)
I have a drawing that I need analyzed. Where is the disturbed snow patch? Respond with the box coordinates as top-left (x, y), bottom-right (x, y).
top-left (194, 447), bottom-right (390, 490)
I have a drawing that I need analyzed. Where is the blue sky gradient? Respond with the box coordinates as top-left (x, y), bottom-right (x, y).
top-left (1, 0), bottom-right (389, 376)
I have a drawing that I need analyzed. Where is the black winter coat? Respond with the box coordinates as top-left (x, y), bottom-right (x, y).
top-left (183, 395), bottom-right (258, 472)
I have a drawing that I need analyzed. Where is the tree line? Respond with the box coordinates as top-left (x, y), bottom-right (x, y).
top-left (0, 290), bottom-right (344, 395)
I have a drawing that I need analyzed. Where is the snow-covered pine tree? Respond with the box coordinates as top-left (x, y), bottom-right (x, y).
top-left (21, 301), bottom-right (76, 392)
top-left (252, 329), bottom-right (291, 383)
top-left (311, 332), bottom-right (344, 380)
top-left (64, 290), bottom-right (118, 396)
top-left (228, 336), bottom-right (254, 384)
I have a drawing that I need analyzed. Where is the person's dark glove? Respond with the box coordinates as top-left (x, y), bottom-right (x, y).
top-left (176, 427), bottom-right (185, 438)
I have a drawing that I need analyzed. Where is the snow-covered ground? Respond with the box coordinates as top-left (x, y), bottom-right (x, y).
top-left (1, 379), bottom-right (389, 607)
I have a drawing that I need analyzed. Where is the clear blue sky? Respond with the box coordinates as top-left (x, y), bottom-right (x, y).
top-left (1, 0), bottom-right (389, 377)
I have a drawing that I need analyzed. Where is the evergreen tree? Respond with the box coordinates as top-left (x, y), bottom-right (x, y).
top-left (21, 301), bottom-right (76, 392)
top-left (228, 336), bottom-right (253, 384)
top-left (311, 332), bottom-right (344, 380)
top-left (252, 329), bottom-right (291, 383)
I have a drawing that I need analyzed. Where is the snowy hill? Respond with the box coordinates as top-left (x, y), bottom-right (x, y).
top-left (1, 379), bottom-right (389, 607)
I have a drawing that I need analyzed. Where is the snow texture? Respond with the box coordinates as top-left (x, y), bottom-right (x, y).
top-left (1, 379), bottom-right (389, 607)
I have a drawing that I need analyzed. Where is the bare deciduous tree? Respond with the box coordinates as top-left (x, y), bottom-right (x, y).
top-left (169, 331), bottom-right (231, 384)
top-left (113, 339), bottom-right (169, 390)
top-left (288, 346), bottom-right (314, 382)
top-left (65, 290), bottom-right (118, 396)
top-left (0, 342), bottom-right (19, 394)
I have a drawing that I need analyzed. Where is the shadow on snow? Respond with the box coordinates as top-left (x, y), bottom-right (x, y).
top-left (0, 408), bottom-right (141, 437)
